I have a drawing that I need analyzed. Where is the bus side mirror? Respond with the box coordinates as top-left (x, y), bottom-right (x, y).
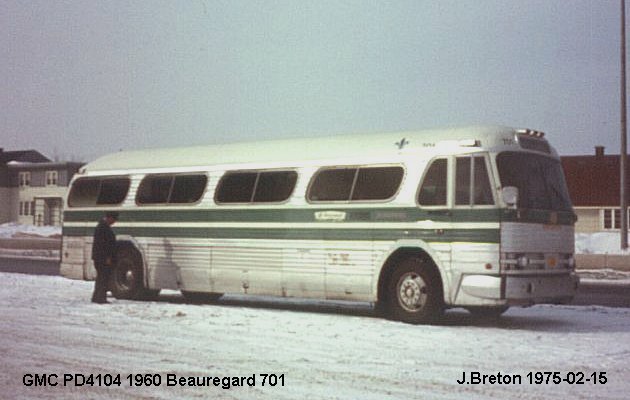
top-left (501, 186), bottom-right (519, 209)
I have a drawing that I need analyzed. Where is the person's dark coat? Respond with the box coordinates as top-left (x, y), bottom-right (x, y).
top-left (92, 218), bottom-right (116, 264)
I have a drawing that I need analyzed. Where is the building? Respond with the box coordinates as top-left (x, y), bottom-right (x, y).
top-left (0, 148), bottom-right (83, 226)
top-left (561, 146), bottom-right (627, 233)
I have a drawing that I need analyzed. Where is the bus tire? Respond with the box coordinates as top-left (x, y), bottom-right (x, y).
top-left (110, 247), bottom-right (153, 300)
top-left (386, 257), bottom-right (443, 324)
top-left (181, 291), bottom-right (223, 303)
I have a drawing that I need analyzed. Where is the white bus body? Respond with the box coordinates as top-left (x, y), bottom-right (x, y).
top-left (61, 126), bottom-right (578, 323)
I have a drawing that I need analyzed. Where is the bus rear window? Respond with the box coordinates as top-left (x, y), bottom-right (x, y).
top-left (68, 177), bottom-right (130, 207)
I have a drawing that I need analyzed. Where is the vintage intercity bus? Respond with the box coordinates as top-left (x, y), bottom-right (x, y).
top-left (60, 125), bottom-right (579, 323)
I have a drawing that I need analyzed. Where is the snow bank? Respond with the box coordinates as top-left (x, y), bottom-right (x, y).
top-left (0, 223), bottom-right (61, 238)
top-left (575, 232), bottom-right (630, 255)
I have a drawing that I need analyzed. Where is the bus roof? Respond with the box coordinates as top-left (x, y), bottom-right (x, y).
top-left (83, 125), bottom-right (550, 173)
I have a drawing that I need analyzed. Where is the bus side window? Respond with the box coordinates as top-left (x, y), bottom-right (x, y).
top-left (473, 156), bottom-right (494, 205)
top-left (308, 168), bottom-right (357, 202)
top-left (253, 171), bottom-right (297, 203)
top-left (455, 157), bottom-right (471, 205)
top-left (351, 166), bottom-right (404, 201)
top-left (455, 155), bottom-right (494, 206)
top-left (68, 177), bottom-right (130, 207)
top-left (97, 178), bottom-right (131, 205)
top-left (137, 175), bottom-right (172, 204)
top-left (170, 174), bottom-right (208, 204)
top-left (216, 172), bottom-right (258, 203)
top-left (418, 159), bottom-right (447, 206)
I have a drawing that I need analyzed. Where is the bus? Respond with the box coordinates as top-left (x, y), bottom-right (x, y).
top-left (60, 125), bottom-right (579, 324)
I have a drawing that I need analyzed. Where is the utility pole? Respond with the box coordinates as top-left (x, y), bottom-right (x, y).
top-left (621, 0), bottom-right (628, 249)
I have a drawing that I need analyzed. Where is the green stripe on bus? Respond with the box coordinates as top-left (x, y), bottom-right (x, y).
top-left (64, 207), bottom-right (574, 226)
top-left (62, 225), bottom-right (500, 243)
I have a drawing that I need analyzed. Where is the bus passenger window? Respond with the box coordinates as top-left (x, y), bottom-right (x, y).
top-left (351, 166), bottom-right (403, 201)
top-left (418, 159), bottom-right (447, 206)
top-left (253, 171), bottom-right (297, 203)
top-left (216, 172), bottom-right (258, 203)
top-left (308, 168), bottom-right (356, 201)
top-left (97, 178), bottom-right (131, 205)
top-left (137, 175), bottom-right (172, 204)
top-left (170, 174), bottom-right (207, 204)
top-left (68, 178), bottom-right (100, 207)
top-left (68, 177), bottom-right (130, 207)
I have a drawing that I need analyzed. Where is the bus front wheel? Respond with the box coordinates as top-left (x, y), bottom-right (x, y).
top-left (386, 257), bottom-right (443, 324)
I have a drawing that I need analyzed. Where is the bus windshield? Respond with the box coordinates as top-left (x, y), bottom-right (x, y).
top-left (496, 152), bottom-right (572, 212)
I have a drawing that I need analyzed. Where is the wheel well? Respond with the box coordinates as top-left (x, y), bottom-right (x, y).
top-left (115, 240), bottom-right (145, 275)
top-left (377, 247), bottom-right (444, 304)
top-left (116, 241), bottom-right (141, 259)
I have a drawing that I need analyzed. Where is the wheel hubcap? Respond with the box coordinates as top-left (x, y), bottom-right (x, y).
top-left (116, 261), bottom-right (135, 288)
top-left (397, 272), bottom-right (428, 312)
top-left (125, 269), bottom-right (134, 283)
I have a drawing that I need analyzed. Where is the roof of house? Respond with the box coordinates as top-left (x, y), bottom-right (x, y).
top-left (0, 149), bottom-right (50, 164)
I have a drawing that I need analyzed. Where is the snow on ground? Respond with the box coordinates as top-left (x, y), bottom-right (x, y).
top-left (0, 223), bottom-right (61, 239)
top-left (1, 272), bottom-right (629, 400)
top-left (575, 232), bottom-right (630, 255)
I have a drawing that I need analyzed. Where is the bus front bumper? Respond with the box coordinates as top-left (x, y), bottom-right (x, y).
top-left (455, 272), bottom-right (579, 306)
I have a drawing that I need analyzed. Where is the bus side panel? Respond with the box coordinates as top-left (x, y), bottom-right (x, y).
top-left (282, 246), bottom-right (326, 298)
top-left (60, 236), bottom-right (95, 280)
top-left (450, 243), bottom-right (501, 306)
top-left (211, 241), bottom-right (283, 296)
top-left (324, 242), bottom-right (376, 301)
top-left (146, 238), bottom-right (211, 291)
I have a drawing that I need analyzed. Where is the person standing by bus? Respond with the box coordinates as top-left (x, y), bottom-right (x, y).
top-left (91, 211), bottom-right (118, 304)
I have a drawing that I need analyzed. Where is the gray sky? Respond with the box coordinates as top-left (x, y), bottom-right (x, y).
top-left (0, 0), bottom-right (625, 161)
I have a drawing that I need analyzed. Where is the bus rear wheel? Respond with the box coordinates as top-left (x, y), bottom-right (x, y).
top-left (386, 257), bottom-right (443, 324)
top-left (110, 247), bottom-right (158, 300)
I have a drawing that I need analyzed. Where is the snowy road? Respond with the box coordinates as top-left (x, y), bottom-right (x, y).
top-left (1, 273), bottom-right (629, 400)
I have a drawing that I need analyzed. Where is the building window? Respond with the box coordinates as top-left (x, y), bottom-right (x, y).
top-left (18, 201), bottom-right (34, 216)
top-left (603, 208), bottom-right (629, 230)
top-left (19, 172), bottom-right (31, 187)
top-left (46, 171), bottom-right (58, 186)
